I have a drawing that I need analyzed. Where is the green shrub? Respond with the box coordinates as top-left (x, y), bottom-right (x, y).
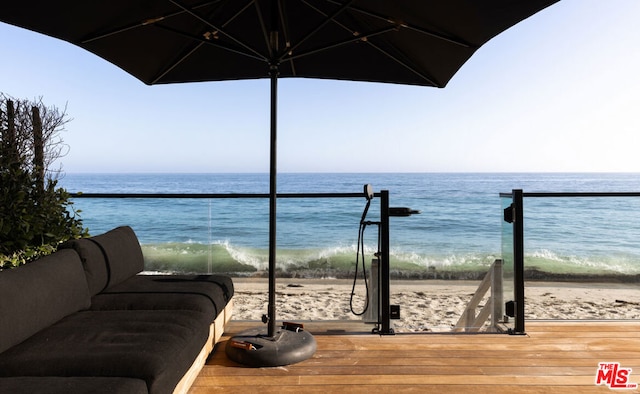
top-left (0, 167), bottom-right (88, 268)
top-left (0, 94), bottom-right (88, 268)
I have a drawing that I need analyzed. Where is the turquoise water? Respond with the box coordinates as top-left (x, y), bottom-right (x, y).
top-left (60, 173), bottom-right (640, 280)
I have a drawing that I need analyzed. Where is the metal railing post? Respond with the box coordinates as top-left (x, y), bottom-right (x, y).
top-left (513, 189), bottom-right (525, 334)
top-left (379, 190), bottom-right (393, 335)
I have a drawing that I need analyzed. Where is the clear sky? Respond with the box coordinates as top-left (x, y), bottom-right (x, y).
top-left (1, 1), bottom-right (639, 174)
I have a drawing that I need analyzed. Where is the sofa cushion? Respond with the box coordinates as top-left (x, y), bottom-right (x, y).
top-left (90, 226), bottom-right (145, 289)
top-left (60, 237), bottom-right (109, 295)
top-left (0, 310), bottom-right (211, 394)
top-left (90, 274), bottom-right (234, 318)
top-left (0, 377), bottom-right (148, 394)
top-left (0, 249), bottom-right (91, 354)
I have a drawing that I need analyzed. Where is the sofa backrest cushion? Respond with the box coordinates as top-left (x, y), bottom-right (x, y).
top-left (60, 238), bottom-right (109, 296)
top-left (0, 249), bottom-right (91, 354)
top-left (90, 226), bottom-right (144, 289)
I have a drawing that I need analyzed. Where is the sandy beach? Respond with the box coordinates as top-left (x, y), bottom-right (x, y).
top-left (231, 278), bottom-right (640, 333)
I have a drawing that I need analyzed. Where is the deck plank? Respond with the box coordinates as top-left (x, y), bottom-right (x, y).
top-left (189, 321), bottom-right (640, 393)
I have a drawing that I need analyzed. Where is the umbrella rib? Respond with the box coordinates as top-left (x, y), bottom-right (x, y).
top-left (148, 23), bottom-right (264, 84)
top-left (170, 0), bottom-right (266, 61)
top-left (275, 0), bottom-right (296, 74)
top-left (366, 40), bottom-right (441, 87)
top-left (150, 41), bottom-right (204, 84)
top-left (323, 0), bottom-right (473, 48)
top-left (284, 25), bottom-right (395, 62)
top-left (152, 23), bottom-right (265, 62)
top-left (276, 0), bottom-right (291, 52)
top-left (289, 0), bottom-right (445, 85)
top-left (80, 0), bottom-right (221, 44)
top-left (252, 0), bottom-right (273, 61)
top-left (285, 24), bottom-right (442, 86)
top-left (300, 0), bottom-right (356, 35)
top-left (279, 0), bottom-right (356, 63)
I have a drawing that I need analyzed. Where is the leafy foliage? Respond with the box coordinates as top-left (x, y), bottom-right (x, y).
top-left (0, 94), bottom-right (88, 268)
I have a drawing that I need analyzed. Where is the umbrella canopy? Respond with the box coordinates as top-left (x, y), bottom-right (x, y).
top-left (1, 1), bottom-right (556, 87)
top-left (0, 0), bottom-right (558, 366)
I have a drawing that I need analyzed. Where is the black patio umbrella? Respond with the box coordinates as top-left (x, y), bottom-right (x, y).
top-left (0, 0), bottom-right (558, 367)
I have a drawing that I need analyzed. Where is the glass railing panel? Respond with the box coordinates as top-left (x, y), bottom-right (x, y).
top-left (72, 196), bottom-right (377, 275)
top-left (500, 193), bottom-right (515, 331)
top-left (71, 197), bottom-right (269, 274)
top-left (71, 196), bottom-right (370, 324)
top-left (386, 192), bottom-right (504, 333)
top-left (522, 196), bottom-right (640, 321)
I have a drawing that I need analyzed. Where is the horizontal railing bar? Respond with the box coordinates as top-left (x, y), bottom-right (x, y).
top-left (524, 192), bottom-right (640, 197)
top-left (72, 192), bottom-right (372, 199)
top-left (500, 192), bottom-right (640, 198)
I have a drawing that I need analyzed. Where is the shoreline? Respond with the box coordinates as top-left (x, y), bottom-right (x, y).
top-left (224, 269), bottom-right (640, 282)
top-left (230, 278), bottom-right (640, 332)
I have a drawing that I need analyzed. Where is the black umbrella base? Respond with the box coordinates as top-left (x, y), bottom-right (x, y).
top-left (225, 323), bottom-right (317, 367)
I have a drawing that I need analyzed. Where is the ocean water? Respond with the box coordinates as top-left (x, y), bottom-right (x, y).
top-left (59, 173), bottom-right (640, 281)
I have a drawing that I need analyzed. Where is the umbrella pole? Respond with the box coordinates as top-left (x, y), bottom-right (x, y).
top-left (224, 3), bottom-right (315, 366)
top-left (224, 61), bottom-right (316, 368)
top-left (267, 0), bottom-right (279, 339)
top-left (267, 63), bottom-right (277, 338)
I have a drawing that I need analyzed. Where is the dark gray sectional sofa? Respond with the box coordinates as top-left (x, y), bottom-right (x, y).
top-left (0, 226), bottom-right (234, 394)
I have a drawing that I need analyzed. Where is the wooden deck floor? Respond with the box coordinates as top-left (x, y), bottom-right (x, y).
top-left (189, 320), bottom-right (640, 393)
